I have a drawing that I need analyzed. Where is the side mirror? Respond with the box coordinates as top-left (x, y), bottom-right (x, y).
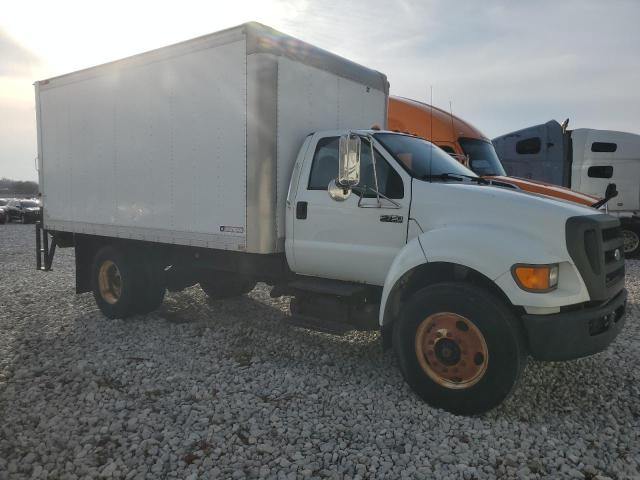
top-left (327, 179), bottom-right (351, 201)
top-left (337, 134), bottom-right (361, 187)
top-left (605, 183), bottom-right (618, 200)
top-left (591, 183), bottom-right (619, 209)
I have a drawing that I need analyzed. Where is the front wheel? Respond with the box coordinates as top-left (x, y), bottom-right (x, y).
top-left (393, 282), bottom-right (527, 415)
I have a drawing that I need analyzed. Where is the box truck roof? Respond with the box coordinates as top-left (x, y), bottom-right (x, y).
top-left (37, 22), bottom-right (388, 95)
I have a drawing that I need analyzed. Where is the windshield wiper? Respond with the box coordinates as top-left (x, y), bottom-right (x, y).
top-left (421, 172), bottom-right (488, 184)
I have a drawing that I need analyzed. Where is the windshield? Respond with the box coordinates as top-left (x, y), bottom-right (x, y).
top-left (20, 201), bottom-right (38, 208)
top-left (458, 138), bottom-right (506, 176)
top-left (374, 133), bottom-right (476, 180)
top-left (0, 200), bottom-right (6, 206)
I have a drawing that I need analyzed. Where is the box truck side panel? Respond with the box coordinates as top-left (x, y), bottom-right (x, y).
top-left (275, 57), bottom-right (387, 244)
top-left (39, 39), bottom-right (247, 250)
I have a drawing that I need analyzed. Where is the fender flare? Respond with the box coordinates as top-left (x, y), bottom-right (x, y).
top-left (379, 224), bottom-right (581, 328)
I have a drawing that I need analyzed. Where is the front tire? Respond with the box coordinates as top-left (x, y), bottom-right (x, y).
top-left (393, 282), bottom-right (527, 415)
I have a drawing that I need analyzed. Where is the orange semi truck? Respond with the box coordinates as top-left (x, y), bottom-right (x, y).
top-left (387, 96), bottom-right (600, 207)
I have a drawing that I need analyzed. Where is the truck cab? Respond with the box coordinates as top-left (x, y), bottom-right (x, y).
top-left (284, 129), bottom-right (627, 413)
top-left (387, 96), bottom-right (601, 207)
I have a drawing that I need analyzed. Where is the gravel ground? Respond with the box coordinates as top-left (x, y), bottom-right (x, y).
top-left (0, 224), bottom-right (639, 480)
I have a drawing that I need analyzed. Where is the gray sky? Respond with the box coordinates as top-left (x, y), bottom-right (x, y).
top-left (1, 0), bottom-right (639, 181)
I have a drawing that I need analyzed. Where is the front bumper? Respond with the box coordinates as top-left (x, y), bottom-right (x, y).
top-left (522, 288), bottom-right (627, 361)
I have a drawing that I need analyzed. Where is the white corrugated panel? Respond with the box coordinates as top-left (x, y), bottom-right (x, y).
top-left (276, 57), bottom-right (386, 240)
top-left (39, 39), bottom-right (247, 247)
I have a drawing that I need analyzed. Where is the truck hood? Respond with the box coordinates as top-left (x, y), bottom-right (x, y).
top-left (410, 180), bottom-right (601, 249)
top-left (486, 175), bottom-right (600, 206)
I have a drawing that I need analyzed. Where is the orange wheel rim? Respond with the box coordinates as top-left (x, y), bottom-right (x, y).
top-left (98, 260), bottom-right (122, 304)
top-left (415, 312), bottom-right (488, 389)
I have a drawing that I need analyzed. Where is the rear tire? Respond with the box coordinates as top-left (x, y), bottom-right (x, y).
top-left (200, 272), bottom-right (256, 299)
top-left (134, 250), bottom-right (166, 314)
top-left (392, 282), bottom-right (527, 415)
top-left (91, 245), bottom-right (143, 319)
top-left (622, 224), bottom-right (640, 259)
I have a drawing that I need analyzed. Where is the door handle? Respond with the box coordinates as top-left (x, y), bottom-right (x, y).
top-left (296, 201), bottom-right (308, 220)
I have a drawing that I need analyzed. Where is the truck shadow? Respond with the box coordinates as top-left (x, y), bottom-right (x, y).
top-left (3, 272), bottom-right (637, 427)
top-left (154, 285), bottom-right (640, 423)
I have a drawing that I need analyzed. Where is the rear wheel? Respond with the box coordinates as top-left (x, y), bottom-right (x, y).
top-left (200, 272), bottom-right (256, 299)
top-left (91, 245), bottom-right (159, 319)
top-left (622, 225), bottom-right (640, 259)
top-left (393, 282), bottom-right (527, 415)
top-left (135, 250), bottom-right (166, 314)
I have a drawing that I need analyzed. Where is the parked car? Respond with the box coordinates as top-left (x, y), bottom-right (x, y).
top-left (0, 199), bottom-right (8, 224)
top-left (6, 199), bottom-right (41, 223)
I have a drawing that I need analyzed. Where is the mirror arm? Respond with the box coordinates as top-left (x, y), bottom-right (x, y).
top-left (368, 134), bottom-right (381, 207)
top-left (356, 185), bottom-right (402, 209)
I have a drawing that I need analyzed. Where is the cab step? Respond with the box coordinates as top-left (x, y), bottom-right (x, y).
top-left (279, 277), bottom-right (366, 298)
top-left (285, 314), bottom-right (352, 336)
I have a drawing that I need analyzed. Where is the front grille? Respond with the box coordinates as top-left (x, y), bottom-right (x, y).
top-left (602, 226), bottom-right (625, 287)
top-left (602, 226), bottom-right (622, 242)
top-left (566, 215), bottom-right (625, 301)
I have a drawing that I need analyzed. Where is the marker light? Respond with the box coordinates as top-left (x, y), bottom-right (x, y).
top-left (512, 264), bottom-right (559, 292)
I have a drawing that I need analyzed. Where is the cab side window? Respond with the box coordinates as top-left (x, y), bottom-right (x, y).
top-left (307, 136), bottom-right (404, 199)
top-left (516, 137), bottom-right (541, 155)
top-left (308, 137), bottom-right (339, 190)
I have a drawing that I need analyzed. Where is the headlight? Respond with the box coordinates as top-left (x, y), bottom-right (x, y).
top-left (511, 263), bottom-right (559, 292)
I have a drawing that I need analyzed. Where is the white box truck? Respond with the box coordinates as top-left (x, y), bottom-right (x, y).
top-left (493, 120), bottom-right (640, 257)
top-left (35, 23), bottom-right (628, 415)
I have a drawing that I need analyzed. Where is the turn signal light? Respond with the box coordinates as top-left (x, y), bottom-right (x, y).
top-left (512, 264), bottom-right (559, 292)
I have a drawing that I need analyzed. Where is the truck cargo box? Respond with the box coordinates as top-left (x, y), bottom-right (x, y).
top-left (36, 22), bottom-right (388, 254)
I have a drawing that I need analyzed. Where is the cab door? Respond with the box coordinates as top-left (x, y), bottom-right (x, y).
top-left (288, 133), bottom-right (411, 286)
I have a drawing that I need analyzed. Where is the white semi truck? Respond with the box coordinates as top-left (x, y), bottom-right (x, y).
top-left (493, 121), bottom-right (640, 257)
top-left (35, 23), bottom-right (627, 415)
